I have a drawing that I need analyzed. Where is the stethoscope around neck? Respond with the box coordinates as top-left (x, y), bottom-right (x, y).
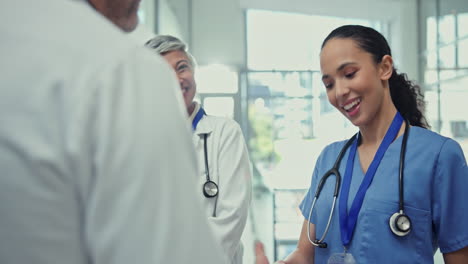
top-left (192, 107), bottom-right (219, 199)
top-left (193, 107), bottom-right (219, 217)
top-left (307, 119), bottom-right (412, 249)
top-left (202, 133), bottom-right (219, 199)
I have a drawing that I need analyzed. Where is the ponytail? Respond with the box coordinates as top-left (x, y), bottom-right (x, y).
top-left (389, 70), bottom-right (429, 128)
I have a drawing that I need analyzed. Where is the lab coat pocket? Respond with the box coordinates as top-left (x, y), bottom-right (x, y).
top-left (357, 198), bottom-right (431, 264)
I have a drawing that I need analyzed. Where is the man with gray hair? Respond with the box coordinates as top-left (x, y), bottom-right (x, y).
top-left (144, 35), bottom-right (198, 114)
top-left (0, 0), bottom-right (226, 263)
top-left (145, 35), bottom-right (253, 264)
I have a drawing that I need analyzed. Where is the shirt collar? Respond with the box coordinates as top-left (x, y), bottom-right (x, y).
top-left (188, 101), bottom-right (201, 124)
top-left (188, 102), bottom-right (214, 135)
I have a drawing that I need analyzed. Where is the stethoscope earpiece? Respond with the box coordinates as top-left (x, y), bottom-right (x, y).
top-left (389, 211), bottom-right (411, 236)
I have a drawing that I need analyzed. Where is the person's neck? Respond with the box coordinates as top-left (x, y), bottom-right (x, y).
top-left (187, 102), bottom-right (201, 125)
top-left (359, 104), bottom-right (398, 148)
top-left (187, 102), bottom-right (197, 116)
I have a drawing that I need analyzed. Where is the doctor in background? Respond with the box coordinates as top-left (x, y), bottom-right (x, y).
top-left (145, 35), bottom-right (253, 264)
top-left (0, 0), bottom-right (227, 263)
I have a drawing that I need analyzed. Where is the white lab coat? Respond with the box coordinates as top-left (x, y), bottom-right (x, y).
top-left (190, 103), bottom-right (252, 264)
top-left (0, 0), bottom-right (226, 263)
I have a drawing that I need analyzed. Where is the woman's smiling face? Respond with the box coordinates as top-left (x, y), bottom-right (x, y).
top-left (320, 37), bottom-right (392, 128)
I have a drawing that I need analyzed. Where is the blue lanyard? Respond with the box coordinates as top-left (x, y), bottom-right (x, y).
top-left (339, 112), bottom-right (404, 247)
top-left (192, 107), bottom-right (206, 131)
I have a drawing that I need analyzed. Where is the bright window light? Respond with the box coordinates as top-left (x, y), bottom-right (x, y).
top-left (247, 9), bottom-right (378, 71)
top-left (196, 64), bottom-right (238, 94)
top-left (203, 97), bottom-right (234, 119)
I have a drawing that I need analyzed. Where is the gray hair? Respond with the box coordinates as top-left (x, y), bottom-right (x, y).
top-left (145, 35), bottom-right (197, 68)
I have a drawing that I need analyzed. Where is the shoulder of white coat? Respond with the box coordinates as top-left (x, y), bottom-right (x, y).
top-left (204, 115), bottom-right (243, 135)
top-left (12, 0), bottom-right (169, 78)
top-left (1, 0), bottom-right (180, 114)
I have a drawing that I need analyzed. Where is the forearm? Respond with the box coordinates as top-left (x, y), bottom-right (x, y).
top-left (443, 246), bottom-right (468, 264)
top-left (281, 248), bottom-right (314, 264)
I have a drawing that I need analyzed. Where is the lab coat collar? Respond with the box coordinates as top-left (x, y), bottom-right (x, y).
top-left (189, 102), bottom-right (213, 136)
top-left (194, 117), bottom-right (213, 135)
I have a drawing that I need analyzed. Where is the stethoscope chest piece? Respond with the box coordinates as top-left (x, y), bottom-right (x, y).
top-left (203, 180), bottom-right (219, 198)
top-left (389, 211), bottom-right (411, 236)
top-left (201, 132), bottom-right (218, 198)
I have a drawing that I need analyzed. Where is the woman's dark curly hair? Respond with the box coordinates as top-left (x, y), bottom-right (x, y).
top-left (321, 25), bottom-right (429, 128)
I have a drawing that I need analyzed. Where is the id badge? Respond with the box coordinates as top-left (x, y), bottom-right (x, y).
top-left (327, 252), bottom-right (356, 264)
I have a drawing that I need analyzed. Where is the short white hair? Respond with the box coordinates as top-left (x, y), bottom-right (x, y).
top-left (145, 35), bottom-right (197, 68)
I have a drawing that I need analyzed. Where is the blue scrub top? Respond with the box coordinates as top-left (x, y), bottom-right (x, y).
top-left (300, 126), bottom-right (468, 264)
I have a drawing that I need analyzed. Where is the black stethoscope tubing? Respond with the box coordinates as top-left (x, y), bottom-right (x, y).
top-left (390, 119), bottom-right (411, 236)
top-left (308, 120), bottom-right (411, 248)
top-left (307, 134), bottom-right (357, 248)
top-left (202, 133), bottom-right (219, 199)
top-left (399, 120), bottom-right (410, 214)
top-left (316, 134), bottom-right (357, 199)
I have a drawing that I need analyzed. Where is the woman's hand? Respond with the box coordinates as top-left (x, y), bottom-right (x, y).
top-left (255, 241), bottom-right (286, 264)
top-left (255, 220), bottom-right (316, 264)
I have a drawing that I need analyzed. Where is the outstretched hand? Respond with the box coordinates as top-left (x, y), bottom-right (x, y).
top-left (255, 241), bottom-right (269, 264)
top-left (255, 241), bottom-right (287, 264)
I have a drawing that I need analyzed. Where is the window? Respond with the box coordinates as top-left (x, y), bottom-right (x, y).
top-left (424, 11), bottom-right (468, 156)
top-left (245, 9), bottom-right (385, 260)
top-left (196, 64), bottom-right (239, 120)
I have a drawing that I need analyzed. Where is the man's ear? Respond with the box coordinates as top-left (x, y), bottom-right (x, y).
top-left (379, 55), bottom-right (393, 81)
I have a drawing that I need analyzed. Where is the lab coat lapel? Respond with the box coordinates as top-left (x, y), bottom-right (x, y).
top-left (194, 115), bottom-right (213, 136)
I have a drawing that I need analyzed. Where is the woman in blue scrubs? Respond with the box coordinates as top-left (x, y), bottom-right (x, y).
top-left (256, 25), bottom-right (468, 264)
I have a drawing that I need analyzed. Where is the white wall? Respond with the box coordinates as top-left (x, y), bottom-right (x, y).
top-left (158, 0), bottom-right (186, 41)
top-left (191, 0), bottom-right (246, 68)
top-left (139, 0), bottom-right (156, 32)
top-left (392, 0), bottom-right (419, 80)
top-left (128, 0), bottom-right (157, 44)
top-left (240, 0), bottom-right (400, 20)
